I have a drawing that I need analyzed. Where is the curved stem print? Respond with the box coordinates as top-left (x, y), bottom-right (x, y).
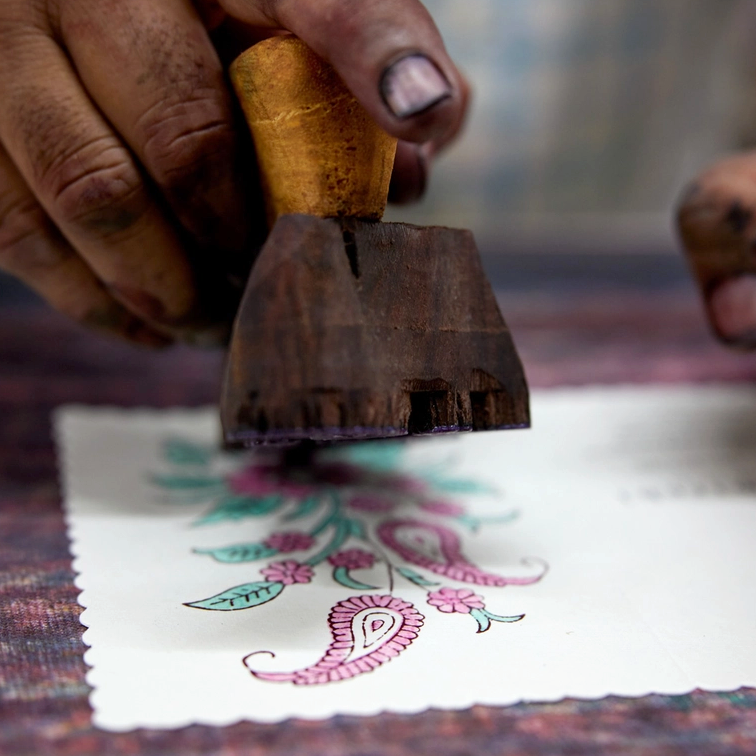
top-left (364, 530), bottom-right (396, 594)
top-left (305, 493), bottom-right (350, 567)
top-left (309, 493), bottom-right (340, 537)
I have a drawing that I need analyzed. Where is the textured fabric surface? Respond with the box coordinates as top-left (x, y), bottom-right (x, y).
top-left (2, 263), bottom-right (756, 755)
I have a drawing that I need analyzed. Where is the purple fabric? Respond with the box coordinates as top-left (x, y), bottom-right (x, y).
top-left (2, 273), bottom-right (756, 755)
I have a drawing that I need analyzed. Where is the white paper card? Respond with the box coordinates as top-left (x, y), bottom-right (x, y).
top-left (58, 386), bottom-right (756, 731)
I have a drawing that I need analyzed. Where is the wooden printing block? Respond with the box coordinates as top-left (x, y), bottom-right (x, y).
top-left (221, 37), bottom-right (529, 445)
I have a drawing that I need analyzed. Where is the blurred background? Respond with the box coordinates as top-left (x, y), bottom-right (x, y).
top-left (388, 0), bottom-right (756, 258)
top-left (4, 0), bottom-right (756, 367)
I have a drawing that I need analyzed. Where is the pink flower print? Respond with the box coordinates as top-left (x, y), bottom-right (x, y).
top-left (228, 465), bottom-right (313, 498)
top-left (348, 495), bottom-right (394, 513)
top-left (328, 549), bottom-right (376, 570)
top-left (427, 587), bottom-right (485, 614)
top-left (228, 466), bottom-right (279, 497)
top-left (261, 560), bottom-right (314, 586)
top-left (419, 500), bottom-right (465, 517)
top-left (263, 531), bottom-right (315, 553)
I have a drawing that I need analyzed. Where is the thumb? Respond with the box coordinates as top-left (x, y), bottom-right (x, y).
top-left (217, 0), bottom-right (469, 151)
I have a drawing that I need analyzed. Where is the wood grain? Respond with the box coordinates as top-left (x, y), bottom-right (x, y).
top-left (221, 215), bottom-right (530, 444)
top-left (230, 37), bottom-right (397, 223)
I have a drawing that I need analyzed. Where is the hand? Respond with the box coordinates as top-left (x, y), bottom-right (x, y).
top-left (678, 155), bottom-right (756, 348)
top-left (0, 0), bottom-right (469, 347)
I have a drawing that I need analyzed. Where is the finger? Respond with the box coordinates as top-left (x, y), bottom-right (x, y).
top-left (0, 27), bottom-right (197, 327)
top-left (193, 0), bottom-right (228, 30)
top-left (0, 145), bottom-right (171, 347)
top-left (217, 0), bottom-right (470, 150)
top-left (388, 141), bottom-right (429, 204)
top-left (207, 16), bottom-right (285, 68)
top-left (678, 153), bottom-right (756, 348)
top-left (58, 0), bottom-right (253, 255)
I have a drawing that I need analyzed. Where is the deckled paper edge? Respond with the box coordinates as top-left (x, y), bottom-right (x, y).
top-left (54, 388), bottom-right (753, 732)
top-left (55, 405), bottom-right (219, 732)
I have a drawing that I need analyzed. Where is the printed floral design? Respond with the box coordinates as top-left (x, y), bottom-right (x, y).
top-left (327, 548), bottom-right (378, 591)
top-left (427, 587), bottom-right (526, 632)
top-left (263, 531), bottom-right (315, 553)
top-left (260, 561), bottom-right (313, 585)
top-left (152, 437), bottom-right (546, 685)
top-left (427, 587), bottom-right (485, 614)
top-left (377, 519), bottom-right (546, 587)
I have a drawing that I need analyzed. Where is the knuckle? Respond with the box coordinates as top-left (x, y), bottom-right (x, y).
top-left (43, 138), bottom-right (146, 235)
top-left (302, 0), bottom-right (378, 44)
top-left (0, 22), bottom-right (23, 53)
top-left (0, 15), bottom-right (41, 51)
top-left (12, 90), bottom-right (146, 236)
top-left (139, 95), bottom-right (236, 192)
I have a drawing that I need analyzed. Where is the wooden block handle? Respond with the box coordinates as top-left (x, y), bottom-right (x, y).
top-left (230, 36), bottom-right (398, 222)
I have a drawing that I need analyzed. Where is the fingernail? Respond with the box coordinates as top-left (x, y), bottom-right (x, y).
top-left (109, 285), bottom-right (167, 322)
top-left (709, 275), bottom-right (756, 344)
top-left (381, 54), bottom-right (452, 119)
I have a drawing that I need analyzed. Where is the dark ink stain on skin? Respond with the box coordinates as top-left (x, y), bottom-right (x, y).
top-left (122, 15), bottom-right (252, 249)
top-left (725, 201), bottom-right (752, 235)
top-left (15, 90), bottom-right (80, 182)
top-left (70, 177), bottom-right (143, 235)
top-left (129, 17), bottom-right (211, 96)
top-left (13, 89), bottom-right (143, 237)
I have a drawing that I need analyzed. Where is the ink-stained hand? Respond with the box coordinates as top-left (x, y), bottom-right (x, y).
top-left (0, 0), bottom-right (468, 347)
top-left (678, 155), bottom-right (756, 350)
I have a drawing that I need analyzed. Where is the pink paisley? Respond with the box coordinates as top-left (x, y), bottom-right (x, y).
top-left (244, 595), bottom-right (423, 685)
top-left (377, 519), bottom-right (545, 587)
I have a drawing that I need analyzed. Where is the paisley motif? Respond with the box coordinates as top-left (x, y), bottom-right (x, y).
top-left (244, 594), bottom-right (423, 685)
top-left (377, 519), bottom-right (544, 586)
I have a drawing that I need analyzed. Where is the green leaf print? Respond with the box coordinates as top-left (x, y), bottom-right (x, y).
top-left (162, 438), bottom-right (213, 466)
top-left (194, 543), bottom-right (279, 563)
top-left (397, 567), bottom-right (440, 587)
top-left (196, 495), bottom-right (283, 525)
top-left (151, 474), bottom-right (225, 491)
top-left (332, 565), bottom-right (378, 591)
top-left (186, 581), bottom-right (284, 611)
